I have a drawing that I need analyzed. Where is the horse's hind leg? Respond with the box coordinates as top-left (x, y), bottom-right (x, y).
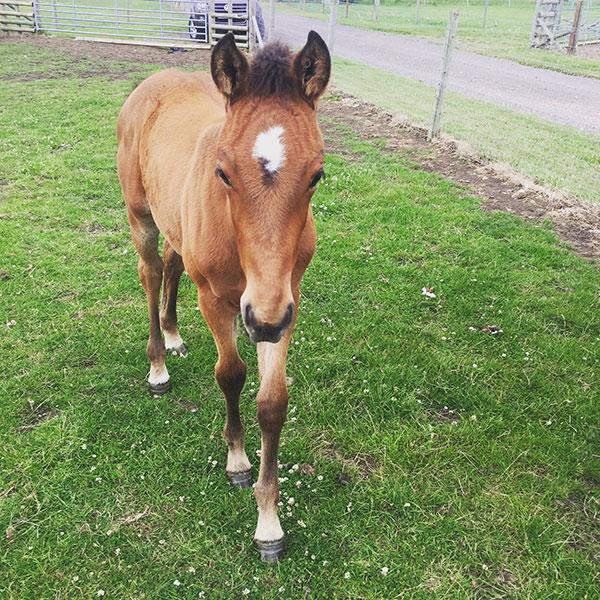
top-left (160, 240), bottom-right (187, 357)
top-left (129, 211), bottom-right (169, 396)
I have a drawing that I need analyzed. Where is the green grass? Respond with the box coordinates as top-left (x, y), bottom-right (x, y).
top-left (330, 57), bottom-right (600, 203)
top-left (280, 0), bottom-right (600, 80)
top-left (1, 42), bottom-right (599, 599)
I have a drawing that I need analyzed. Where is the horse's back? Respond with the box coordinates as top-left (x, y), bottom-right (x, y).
top-left (117, 69), bottom-right (224, 241)
top-left (117, 69), bottom-right (223, 143)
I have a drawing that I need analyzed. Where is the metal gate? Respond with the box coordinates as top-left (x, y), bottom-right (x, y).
top-left (32, 0), bottom-right (254, 48)
top-left (555, 0), bottom-right (600, 43)
top-left (532, 0), bottom-right (600, 48)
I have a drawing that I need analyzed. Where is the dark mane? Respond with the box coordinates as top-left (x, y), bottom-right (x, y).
top-left (249, 42), bottom-right (296, 98)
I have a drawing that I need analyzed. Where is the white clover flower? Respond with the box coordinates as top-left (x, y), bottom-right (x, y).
top-left (242, 589), bottom-right (250, 595)
top-left (173, 580), bottom-right (181, 586)
top-left (381, 567), bottom-right (389, 576)
top-left (344, 572), bottom-right (350, 579)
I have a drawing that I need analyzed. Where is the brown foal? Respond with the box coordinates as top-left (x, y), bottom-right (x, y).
top-left (117, 32), bottom-right (330, 561)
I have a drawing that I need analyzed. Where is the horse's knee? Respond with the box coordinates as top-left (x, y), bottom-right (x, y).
top-left (215, 359), bottom-right (246, 399)
top-left (257, 391), bottom-right (288, 435)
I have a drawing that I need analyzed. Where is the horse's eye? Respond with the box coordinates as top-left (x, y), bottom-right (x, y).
top-left (309, 169), bottom-right (325, 189)
top-left (215, 167), bottom-right (232, 187)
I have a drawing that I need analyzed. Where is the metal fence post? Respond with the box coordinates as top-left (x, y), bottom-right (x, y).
top-left (415, 0), bottom-right (420, 24)
top-left (427, 9), bottom-right (459, 141)
top-left (328, 0), bottom-right (338, 53)
top-left (269, 0), bottom-right (275, 42)
top-left (373, 0), bottom-right (379, 22)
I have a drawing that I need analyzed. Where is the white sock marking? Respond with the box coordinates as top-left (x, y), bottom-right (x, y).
top-left (226, 448), bottom-right (252, 473)
top-left (164, 330), bottom-right (184, 352)
top-left (252, 126), bottom-right (286, 174)
top-left (255, 506), bottom-right (284, 542)
top-left (148, 363), bottom-right (169, 385)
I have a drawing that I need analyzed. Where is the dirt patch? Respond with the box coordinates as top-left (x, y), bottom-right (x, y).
top-left (17, 400), bottom-right (59, 433)
top-left (320, 90), bottom-right (600, 262)
top-left (575, 42), bottom-right (600, 62)
top-left (320, 441), bottom-right (379, 479)
top-left (1, 33), bottom-right (211, 73)
top-left (3, 34), bottom-right (599, 261)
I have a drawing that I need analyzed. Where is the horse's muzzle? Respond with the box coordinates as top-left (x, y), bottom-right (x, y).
top-left (243, 302), bottom-right (294, 344)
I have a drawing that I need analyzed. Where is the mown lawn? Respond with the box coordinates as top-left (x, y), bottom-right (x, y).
top-left (279, 0), bottom-right (600, 80)
top-left (1, 41), bottom-right (599, 599)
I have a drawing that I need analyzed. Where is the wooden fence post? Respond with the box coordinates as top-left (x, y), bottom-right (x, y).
top-left (427, 9), bottom-right (459, 141)
top-left (328, 0), bottom-right (338, 52)
top-left (415, 0), bottom-right (420, 24)
top-left (373, 0), bottom-right (379, 22)
top-left (567, 0), bottom-right (583, 54)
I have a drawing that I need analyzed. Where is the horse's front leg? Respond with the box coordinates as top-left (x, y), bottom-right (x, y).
top-left (197, 286), bottom-right (252, 487)
top-left (253, 290), bottom-right (298, 562)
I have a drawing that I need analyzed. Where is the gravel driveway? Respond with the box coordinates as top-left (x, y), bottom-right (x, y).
top-left (272, 12), bottom-right (600, 137)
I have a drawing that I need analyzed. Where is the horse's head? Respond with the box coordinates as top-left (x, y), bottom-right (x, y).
top-left (211, 32), bottom-right (330, 344)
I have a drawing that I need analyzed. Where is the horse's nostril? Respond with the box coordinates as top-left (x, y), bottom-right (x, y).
top-left (244, 304), bottom-right (255, 328)
top-left (242, 302), bottom-right (295, 344)
top-left (283, 303), bottom-right (294, 328)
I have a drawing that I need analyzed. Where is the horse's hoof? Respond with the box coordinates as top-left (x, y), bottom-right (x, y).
top-left (254, 538), bottom-right (285, 563)
top-left (168, 343), bottom-right (187, 358)
top-left (148, 380), bottom-right (171, 397)
top-left (227, 469), bottom-right (253, 489)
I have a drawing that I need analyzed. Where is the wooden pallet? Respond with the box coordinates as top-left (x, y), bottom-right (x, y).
top-left (530, 0), bottom-right (563, 49)
top-left (0, 1), bottom-right (34, 33)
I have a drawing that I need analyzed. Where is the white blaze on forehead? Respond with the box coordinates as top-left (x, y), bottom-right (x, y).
top-left (252, 126), bottom-right (286, 174)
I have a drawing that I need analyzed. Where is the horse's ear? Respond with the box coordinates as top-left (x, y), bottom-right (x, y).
top-left (211, 33), bottom-right (250, 105)
top-left (292, 31), bottom-right (331, 108)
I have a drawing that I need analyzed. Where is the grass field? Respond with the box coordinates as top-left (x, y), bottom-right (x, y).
top-left (331, 57), bottom-right (600, 204)
top-left (1, 41), bottom-right (599, 599)
top-left (278, 0), bottom-right (600, 79)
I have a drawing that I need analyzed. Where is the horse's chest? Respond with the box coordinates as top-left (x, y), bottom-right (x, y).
top-left (186, 247), bottom-right (245, 303)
